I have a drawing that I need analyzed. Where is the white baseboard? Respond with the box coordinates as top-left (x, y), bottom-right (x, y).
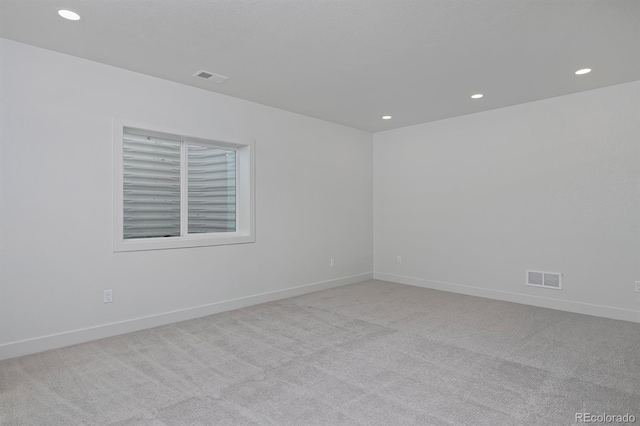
top-left (0, 273), bottom-right (373, 361)
top-left (374, 272), bottom-right (640, 324)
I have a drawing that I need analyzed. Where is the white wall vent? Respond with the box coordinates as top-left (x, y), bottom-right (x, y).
top-left (193, 70), bottom-right (229, 83)
top-left (527, 270), bottom-right (562, 290)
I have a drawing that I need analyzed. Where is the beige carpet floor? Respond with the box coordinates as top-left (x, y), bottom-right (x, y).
top-left (1, 279), bottom-right (639, 425)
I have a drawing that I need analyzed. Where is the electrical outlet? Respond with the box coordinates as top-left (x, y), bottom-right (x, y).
top-left (104, 289), bottom-right (113, 303)
top-left (330, 258), bottom-right (335, 268)
top-left (635, 281), bottom-right (640, 293)
top-left (396, 256), bottom-right (402, 264)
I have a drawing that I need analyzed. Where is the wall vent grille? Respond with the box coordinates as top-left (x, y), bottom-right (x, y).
top-left (527, 270), bottom-right (562, 290)
top-left (193, 70), bottom-right (229, 83)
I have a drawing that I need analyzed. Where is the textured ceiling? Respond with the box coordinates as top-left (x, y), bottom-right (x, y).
top-left (1, 0), bottom-right (639, 132)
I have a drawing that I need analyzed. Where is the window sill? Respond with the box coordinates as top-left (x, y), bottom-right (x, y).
top-left (113, 233), bottom-right (255, 252)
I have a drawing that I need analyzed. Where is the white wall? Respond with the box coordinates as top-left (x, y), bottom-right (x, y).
top-left (0, 39), bottom-right (373, 359)
top-left (374, 81), bottom-right (640, 322)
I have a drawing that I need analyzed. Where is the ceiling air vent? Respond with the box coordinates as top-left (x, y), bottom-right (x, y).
top-left (193, 70), bottom-right (228, 83)
top-left (527, 270), bottom-right (562, 290)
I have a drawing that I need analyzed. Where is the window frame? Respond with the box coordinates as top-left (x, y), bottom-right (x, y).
top-left (113, 118), bottom-right (255, 252)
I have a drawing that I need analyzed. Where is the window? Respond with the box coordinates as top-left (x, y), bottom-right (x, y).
top-left (113, 122), bottom-right (254, 251)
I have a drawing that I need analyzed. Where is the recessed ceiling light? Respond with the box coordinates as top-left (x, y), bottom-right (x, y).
top-left (575, 68), bottom-right (592, 75)
top-left (58, 9), bottom-right (81, 21)
top-left (471, 94), bottom-right (483, 99)
top-left (382, 115), bottom-right (392, 120)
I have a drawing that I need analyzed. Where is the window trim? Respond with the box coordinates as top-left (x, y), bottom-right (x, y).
top-left (113, 118), bottom-right (255, 252)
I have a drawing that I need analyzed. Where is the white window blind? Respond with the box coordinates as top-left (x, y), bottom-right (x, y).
top-left (122, 131), bottom-right (236, 240)
top-left (187, 145), bottom-right (236, 234)
top-left (123, 132), bottom-right (181, 239)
